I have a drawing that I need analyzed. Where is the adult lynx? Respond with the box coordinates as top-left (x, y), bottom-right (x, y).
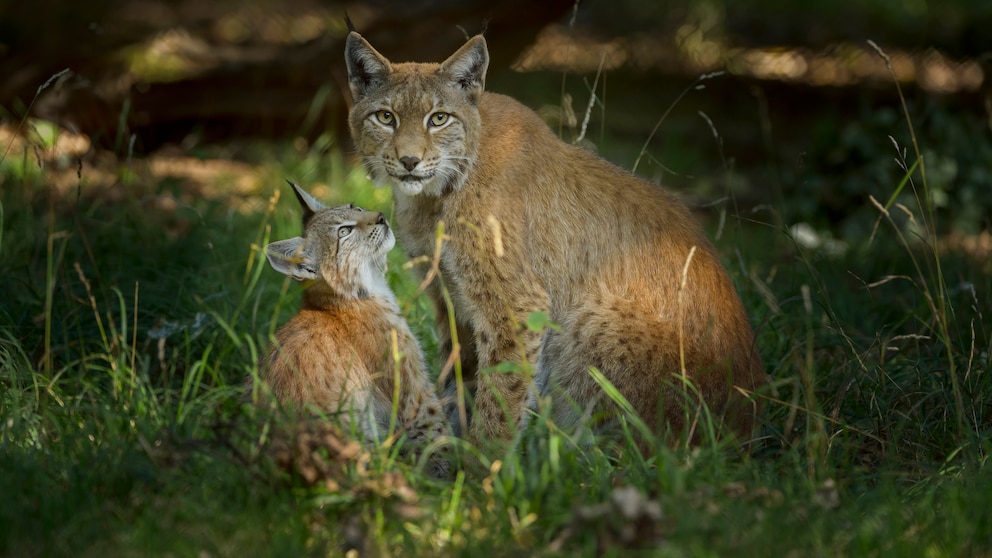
top-left (345, 32), bottom-right (767, 446)
top-left (258, 183), bottom-right (450, 475)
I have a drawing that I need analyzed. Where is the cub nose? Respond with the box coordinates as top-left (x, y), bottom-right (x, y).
top-left (375, 213), bottom-right (386, 225)
top-left (399, 156), bottom-right (420, 171)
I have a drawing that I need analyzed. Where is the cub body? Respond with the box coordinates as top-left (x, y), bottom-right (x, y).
top-left (345, 33), bottom-right (767, 446)
top-left (259, 183), bottom-right (449, 474)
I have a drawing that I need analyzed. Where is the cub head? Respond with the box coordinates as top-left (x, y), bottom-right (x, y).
top-left (265, 182), bottom-right (396, 300)
top-left (345, 31), bottom-right (489, 197)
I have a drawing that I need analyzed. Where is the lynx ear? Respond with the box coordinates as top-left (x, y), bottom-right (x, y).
top-left (345, 32), bottom-right (391, 101)
top-left (288, 181), bottom-right (325, 226)
top-left (441, 35), bottom-right (489, 104)
top-left (266, 237), bottom-right (319, 282)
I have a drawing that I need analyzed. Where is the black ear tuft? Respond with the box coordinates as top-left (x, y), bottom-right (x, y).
top-left (441, 36), bottom-right (490, 104)
top-left (344, 11), bottom-right (357, 33)
top-left (287, 180), bottom-right (325, 227)
top-left (345, 33), bottom-right (391, 101)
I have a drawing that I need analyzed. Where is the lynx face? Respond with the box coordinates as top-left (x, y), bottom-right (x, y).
top-left (345, 33), bottom-right (488, 197)
top-left (266, 183), bottom-right (395, 299)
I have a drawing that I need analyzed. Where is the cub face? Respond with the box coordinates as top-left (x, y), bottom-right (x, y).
top-left (266, 182), bottom-right (395, 299)
top-left (345, 32), bottom-right (489, 197)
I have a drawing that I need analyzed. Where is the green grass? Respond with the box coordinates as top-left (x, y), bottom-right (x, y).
top-left (2, 84), bottom-right (991, 557)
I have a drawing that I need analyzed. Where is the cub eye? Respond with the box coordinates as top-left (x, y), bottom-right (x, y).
top-left (375, 110), bottom-right (395, 126)
top-left (338, 226), bottom-right (353, 238)
top-left (429, 112), bottom-right (449, 127)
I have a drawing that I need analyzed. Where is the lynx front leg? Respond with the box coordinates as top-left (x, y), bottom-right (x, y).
top-left (385, 329), bottom-right (454, 478)
top-left (467, 288), bottom-right (548, 443)
top-left (422, 278), bottom-right (478, 436)
top-left (440, 208), bottom-right (549, 445)
top-left (400, 384), bottom-right (453, 479)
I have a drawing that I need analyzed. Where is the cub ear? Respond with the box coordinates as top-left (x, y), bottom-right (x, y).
top-left (345, 32), bottom-right (391, 101)
top-left (266, 237), bottom-right (319, 282)
top-left (441, 35), bottom-right (489, 104)
top-left (287, 181), bottom-right (325, 226)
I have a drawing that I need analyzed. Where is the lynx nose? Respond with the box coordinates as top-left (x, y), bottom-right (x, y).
top-left (375, 213), bottom-right (386, 225)
top-left (399, 156), bottom-right (420, 171)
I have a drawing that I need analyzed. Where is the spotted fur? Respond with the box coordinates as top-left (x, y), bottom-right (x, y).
top-left (257, 183), bottom-right (450, 476)
top-left (345, 33), bottom-right (768, 449)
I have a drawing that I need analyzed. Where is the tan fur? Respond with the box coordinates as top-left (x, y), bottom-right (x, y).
top-left (257, 183), bottom-right (450, 476)
top-left (345, 33), bottom-right (767, 447)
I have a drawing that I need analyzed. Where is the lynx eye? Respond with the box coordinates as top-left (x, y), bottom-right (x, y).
top-left (429, 112), bottom-right (449, 127)
top-left (338, 226), bottom-right (353, 238)
top-left (375, 110), bottom-right (395, 126)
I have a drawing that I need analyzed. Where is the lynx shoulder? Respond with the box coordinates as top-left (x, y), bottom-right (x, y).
top-left (256, 182), bottom-right (450, 475)
top-left (345, 32), bottom-right (768, 447)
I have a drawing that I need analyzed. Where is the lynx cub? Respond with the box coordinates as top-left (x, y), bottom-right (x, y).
top-left (259, 182), bottom-right (450, 475)
top-left (345, 32), bottom-right (767, 447)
